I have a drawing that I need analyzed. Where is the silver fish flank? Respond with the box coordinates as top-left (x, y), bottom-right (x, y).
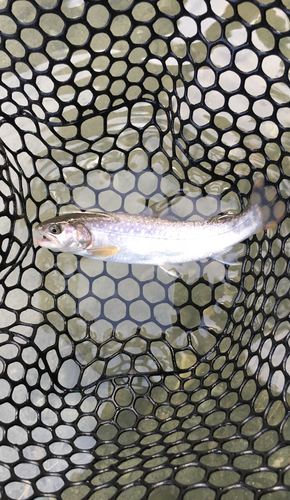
top-left (33, 179), bottom-right (286, 267)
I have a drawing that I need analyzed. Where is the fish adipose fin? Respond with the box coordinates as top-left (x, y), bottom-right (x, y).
top-left (249, 177), bottom-right (286, 231)
top-left (87, 245), bottom-right (119, 257)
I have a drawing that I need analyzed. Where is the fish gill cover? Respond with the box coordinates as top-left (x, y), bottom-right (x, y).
top-left (0, 0), bottom-right (289, 499)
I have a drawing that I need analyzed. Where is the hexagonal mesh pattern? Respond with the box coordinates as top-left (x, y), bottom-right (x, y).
top-left (0, 0), bottom-right (290, 498)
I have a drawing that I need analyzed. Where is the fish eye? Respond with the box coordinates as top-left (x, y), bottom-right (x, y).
top-left (49, 223), bottom-right (62, 235)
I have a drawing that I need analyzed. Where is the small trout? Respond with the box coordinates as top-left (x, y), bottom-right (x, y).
top-left (33, 179), bottom-right (286, 267)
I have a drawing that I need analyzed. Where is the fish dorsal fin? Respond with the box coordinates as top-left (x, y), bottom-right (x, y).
top-left (87, 245), bottom-right (119, 257)
top-left (59, 211), bottom-right (118, 223)
top-left (142, 199), bottom-right (170, 218)
top-left (144, 196), bottom-right (184, 220)
top-left (84, 211), bottom-right (118, 222)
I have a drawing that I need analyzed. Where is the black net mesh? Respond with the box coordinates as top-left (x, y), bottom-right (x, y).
top-left (0, 0), bottom-right (290, 498)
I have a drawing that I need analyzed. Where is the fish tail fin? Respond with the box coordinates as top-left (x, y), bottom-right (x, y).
top-left (249, 178), bottom-right (286, 231)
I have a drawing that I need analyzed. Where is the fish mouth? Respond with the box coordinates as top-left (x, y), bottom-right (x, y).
top-left (33, 227), bottom-right (59, 249)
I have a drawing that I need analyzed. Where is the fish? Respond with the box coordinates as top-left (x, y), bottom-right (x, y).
top-left (33, 178), bottom-right (286, 273)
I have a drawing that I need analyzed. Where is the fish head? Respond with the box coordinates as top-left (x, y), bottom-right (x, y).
top-left (33, 217), bottom-right (92, 253)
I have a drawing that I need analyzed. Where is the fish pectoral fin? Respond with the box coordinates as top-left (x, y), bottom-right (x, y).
top-left (87, 245), bottom-right (119, 258)
top-left (212, 243), bottom-right (246, 265)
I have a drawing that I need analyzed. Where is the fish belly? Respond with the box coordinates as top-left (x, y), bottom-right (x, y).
top-left (90, 230), bottom-right (230, 265)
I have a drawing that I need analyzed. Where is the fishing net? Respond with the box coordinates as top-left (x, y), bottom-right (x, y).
top-left (0, 0), bottom-right (290, 498)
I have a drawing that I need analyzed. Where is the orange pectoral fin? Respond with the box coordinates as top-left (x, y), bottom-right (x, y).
top-left (86, 245), bottom-right (119, 258)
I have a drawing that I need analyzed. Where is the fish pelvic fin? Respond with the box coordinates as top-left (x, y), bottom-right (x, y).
top-left (249, 177), bottom-right (286, 231)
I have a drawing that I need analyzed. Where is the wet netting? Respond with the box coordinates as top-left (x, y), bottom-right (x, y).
top-left (0, 0), bottom-right (290, 499)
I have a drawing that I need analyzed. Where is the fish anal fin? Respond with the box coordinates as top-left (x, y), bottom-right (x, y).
top-left (159, 263), bottom-right (182, 278)
top-left (213, 243), bottom-right (246, 266)
top-left (159, 261), bottom-right (204, 283)
top-left (87, 245), bottom-right (119, 258)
